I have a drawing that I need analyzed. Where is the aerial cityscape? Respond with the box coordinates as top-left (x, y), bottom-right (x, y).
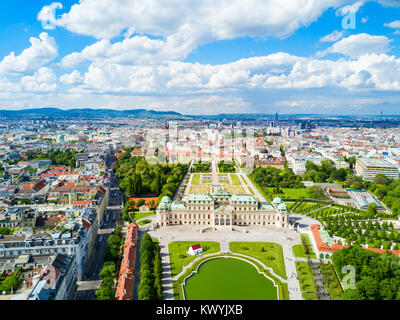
top-left (0, 0), bottom-right (400, 310)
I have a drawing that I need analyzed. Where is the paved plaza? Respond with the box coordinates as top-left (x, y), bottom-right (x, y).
top-left (148, 224), bottom-right (304, 300)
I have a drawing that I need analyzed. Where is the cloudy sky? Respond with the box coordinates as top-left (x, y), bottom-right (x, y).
top-left (0, 0), bottom-right (400, 115)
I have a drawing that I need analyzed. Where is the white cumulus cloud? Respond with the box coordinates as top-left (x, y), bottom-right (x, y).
top-left (0, 33), bottom-right (58, 75)
top-left (317, 33), bottom-right (393, 58)
top-left (320, 30), bottom-right (345, 42)
top-left (21, 67), bottom-right (57, 92)
top-left (59, 70), bottom-right (83, 85)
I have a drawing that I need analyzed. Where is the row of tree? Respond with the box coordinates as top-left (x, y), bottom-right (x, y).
top-left (332, 246), bottom-right (400, 300)
top-left (138, 233), bottom-right (163, 300)
top-left (104, 225), bottom-right (124, 263)
top-left (95, 226), bottom-right (124, 300)
top-left (321, 215), bottom-right (400, 249)
top-left (26, 149), bottom-right (77, 169)
top-left (366, 174), bottom-right (400, 215)
top-left (303, 160), bottom-right (350, 183)
top-left (217, 160), bottom-right (236, 173)
top-left (95, 261), bottom-right (117, 300)
top-left (191, 162), bottom-right (211, 173)
top-left (114, 156), bottom-right (188, 202)
top-left (251, 166), bottom-right (304, 189)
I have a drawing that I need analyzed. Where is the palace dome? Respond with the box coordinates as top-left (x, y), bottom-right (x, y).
top-left (272, 197), bottom-right (283, 204)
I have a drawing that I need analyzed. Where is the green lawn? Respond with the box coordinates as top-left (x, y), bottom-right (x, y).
top-left (266, 187), bottom-right (311, 199)
top-left (229, 242), bottom-right (286, 279)
top-left (247, 174), bottom-right (270, 200)
top-left (320, 262), bottom-right (344, 300)
top-left (292, 234), bottom-right (317, 259)
top-left (137, 219), bottom-right (152, 226)
top-left (184, 258), bottom-right (278, 300)
top-left (295, 261), bottom-right (318, 300)
top-left (168, 241), bottom-right (220, 277)
top-left (218, 177), bottom-right (229, 184)
top-left (230, 173), bottom-right (242, 185)
top-left (133, 211), bottom-right (155, 220)
top-left (191, 174), bottom-right (200, 185)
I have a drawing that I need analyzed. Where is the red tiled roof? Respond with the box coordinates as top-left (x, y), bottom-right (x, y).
top-left (116, 223), bottom-right (138, 300)
top-left (367, 247), bottom-right (400, 257)
top-left (310, 224), bottom-right (330, 252)
top-left (310, 224), bottom-right (400, 257)
top-left (191, 244), bottom-right (202, 250)
top-left (81, 217), bottom-right (91, 231)
top-left (73, 201), bottom-right (92, 207)
top-left (330, 189), bottom-right (346, 193)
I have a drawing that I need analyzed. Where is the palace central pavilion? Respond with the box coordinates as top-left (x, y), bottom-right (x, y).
top-left (155, 190), bottom-right (289, 229)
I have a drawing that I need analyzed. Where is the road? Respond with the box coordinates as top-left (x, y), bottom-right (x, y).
top-left (172, 160), bottom-right (192, 201)
top-left (75, 150), bottom-right (123, 300)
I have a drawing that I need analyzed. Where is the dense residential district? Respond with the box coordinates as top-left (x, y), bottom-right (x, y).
top-left (1, 114), bottom-right (400, 301)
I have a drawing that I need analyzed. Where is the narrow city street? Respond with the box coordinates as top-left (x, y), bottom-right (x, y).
top-left (75, 151), bottom-right (123, 300)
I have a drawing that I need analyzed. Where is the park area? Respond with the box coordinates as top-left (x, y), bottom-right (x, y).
top-left (229, 242), bottom-right (286, 278)
top-left (230, 173), bottom-right (242, 185)
top-left (295, 261), bottom-right (318, 300)
top-left (224, 185), bottom-right (246, 194)
top-left (191, 173), bottom-right (201, 185)
top-left (168, 241), bottom-right (220, 277)
top-left (190, 186), bottom-right (210, 194)
top-left (265, 187), bottom-right (311, 199)
top-left (187, 169), bottom-right (249, 195)
top-left (184, 257), bottom-right (278, 300)
top-left (292, 234), bottom-right (317, 259)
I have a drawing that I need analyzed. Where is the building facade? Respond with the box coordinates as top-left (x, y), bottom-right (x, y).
top-left (156, 190), bottom-right (289, 229)
top-left (355, 158), bottom-right (399, 181)
top-left (0, 206), bottom-right (97, 280)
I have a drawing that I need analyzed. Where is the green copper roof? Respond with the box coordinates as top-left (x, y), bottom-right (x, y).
top-left (277, 203), bottom-right (288, 211)
top-left (170, 200), bottom-right (186, 210)
top-left (259, 202), bottom-right (275, 210)
top-left (272, 197), bottom-right (283, 204)
top-left (231, 194), bottom-right (257, 204)
top-left (319, 229), bottom-right (334, 248)
top-left (157, 202), bottom-right (169, 210)
top-left (157, 196), bottom-right (171, 210)
top-left (213, 189), bottom-right (231, 196)
top-left (160, 196), bottom-right (171, 203)
top-left (188, 193), bottom-right (214, 203)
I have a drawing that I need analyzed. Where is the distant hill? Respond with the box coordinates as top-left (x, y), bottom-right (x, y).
top-left (0, 108), bottom-right (188, 120)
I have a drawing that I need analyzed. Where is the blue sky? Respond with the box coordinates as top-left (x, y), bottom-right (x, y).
top-left (0, 0), bottom-right (400, 115)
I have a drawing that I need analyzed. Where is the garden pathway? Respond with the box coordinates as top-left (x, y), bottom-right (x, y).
top-left (173, 160), bottom-right (193, 202)
top-left (309, 260), bottom-right (330, 300)
top-left (156, 235), bottom-right (175, 300)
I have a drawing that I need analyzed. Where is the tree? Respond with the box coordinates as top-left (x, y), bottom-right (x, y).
top-left (331, 168), bottom-right (347, 181)
top-left (99, 262), bottom-right (116, 279)
top-left (149, 199), bottom-right (156, 209)
top-left (95, 285), bottom-right (114, 300)
top-left (137, 199), bottom-right (146, 208)
top-left (373, 174), bottom-right (391, 186)
top-left (356, 277), bottom-right (379, 300)
top-left (367, 203), bottom-right (378, 216)
top-left (0, 268), bottom-right (22, 293)
top-left (138, 283), bottom-right (155, 300)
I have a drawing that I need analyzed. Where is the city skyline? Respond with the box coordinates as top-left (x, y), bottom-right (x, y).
top-left (0, 1), bottom-right (400, 115)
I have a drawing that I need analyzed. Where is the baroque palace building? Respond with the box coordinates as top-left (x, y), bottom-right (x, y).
top-left (155, 189), bottom-right (289, 229)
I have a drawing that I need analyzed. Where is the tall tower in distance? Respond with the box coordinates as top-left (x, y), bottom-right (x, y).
top-left (275, 112), bottom-right (278, 121)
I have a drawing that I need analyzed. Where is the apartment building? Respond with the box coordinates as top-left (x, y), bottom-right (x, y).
top-left (355, 158), bottom-right (399, 181)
